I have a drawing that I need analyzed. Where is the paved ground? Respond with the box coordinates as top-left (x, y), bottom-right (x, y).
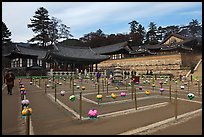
top-left (2, 77), bottom-right (202, 135)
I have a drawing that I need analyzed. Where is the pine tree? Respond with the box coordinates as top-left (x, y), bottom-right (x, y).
top-left (2, 21), bottom-right (12, 47)
top-left (27, 7), bottom-right (51, 47)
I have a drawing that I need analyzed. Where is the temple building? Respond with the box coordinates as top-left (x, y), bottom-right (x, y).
top-left (3, 33), bottom-right (201, 76)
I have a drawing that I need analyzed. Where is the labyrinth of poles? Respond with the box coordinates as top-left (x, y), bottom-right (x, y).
top-left (17, 71), bottom-right (202, 134)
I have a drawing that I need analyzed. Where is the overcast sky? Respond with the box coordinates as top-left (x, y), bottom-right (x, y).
top-left (2, 2), bottom-right (202, 43)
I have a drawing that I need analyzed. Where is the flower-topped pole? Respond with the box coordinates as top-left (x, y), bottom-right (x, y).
top-left (21, 107), bottom-right (32, 135)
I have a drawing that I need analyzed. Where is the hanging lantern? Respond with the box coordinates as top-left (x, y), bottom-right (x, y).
top-left (21, 99), bottom-right (30, 107)
top-left (160, 88), bottom-right (164, 92)
top-left (96, 94), bottom-right (103, 100)
top-left (22, 108), bottom-right (27, 116)
top-left (163, 81), bottom-right (167, 84)
top-left (139, 86), bottom-right (143, 90)
top-left (21, 90), bottom-right (26, 95)
top-left (147, 81), bottom-right (151, 84)
top-left (76, 85), bottom-right (80, 89)
top-left (60, 90), bottom-right (65, 96)
top-left (20, 87), bottom-right (25, 91)
top-left (81, 86), bottom-right (85, 91)
top-left (152, 83), bottom-right (155, 87)
top-left (88, 109), bottom-right (98, 119)
top-left (115, 86), bottom-right (119, 90)
top-left (187, 93), bottom-right (195, 100)
top-left (59, 82), bottom-right (62, 85)
top-left (69, 95), bottom-right (75, 102)
top-left (180, 86), bottom-right (184, 90)
top-left (74, 83), bottom-right (77, 86)
top-left (29, 82), bottom-right (33, 85)
top-left (120, 92), bottom-right (126, 97)
top-left (145, 90), bottom-right (150, 95)
top-left (111, 93), bottom-right (117, 99)
top-left (46, 84), bottom-right (50, 88)
top-left (184, 82), bottom-right (188, 86)
top-left (143, 81), bottom-right (146, 84)
top-left (20, 84), bottom-right (25, 88)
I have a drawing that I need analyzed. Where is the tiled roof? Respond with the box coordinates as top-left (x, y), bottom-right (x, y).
top-left (92, 41), bottom-right (129, 54)
top-left (15, 44), bottom-right (47, 59)
top-left (44, 44), bottom-right (109, 63)
top-left (160, 33), bottom-right (187, 45)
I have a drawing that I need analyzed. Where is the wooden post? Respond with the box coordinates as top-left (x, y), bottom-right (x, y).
top-left (79, 92), bottom-right (82, 120)
top-left (169, 78), bottom-right (171, 102)
top-left (198, 80), bottom-right (200, 96)
top-left (33, 78), bottom-right (35, 85)
top-left (39, 77), bottom-right (41, 87)
top-left (131, 81), bottom-right (134, 100)
top-left (97, 78), bottom-right (100, 95)
top-left (54, 82), bottom-right (57, 102)
top-left (188, 80), bottom-right (190, 93)
top-left (190, 75), bottom-right (192, 82)
top-left (106, 79), bottom-right (109, 95)
top-left (45, 79), bottom-right (47, 94)
top-left (26, 115), bottom-right (30, 135)
top-left (134, 87), bottom-right (137, 110)
top-left (70, 77), bottom-right (72, 89)
top-left (175, 83), bottom-right (178, 120)
top-left (125, 79), bottom-right (128, 90)
top-left (104, 77), bottom-right (107, 87)
top-left (53, 75), bottom-right (55, 85)
top-left (102, 78), bottom-right (104, 92)
top-left (72, 78), bottom-right (74, 95)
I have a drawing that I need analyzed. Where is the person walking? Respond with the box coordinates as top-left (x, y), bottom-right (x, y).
top-left (4, 69), bottom-right (15, 95)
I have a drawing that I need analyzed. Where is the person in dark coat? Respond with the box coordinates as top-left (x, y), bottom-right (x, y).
top-left (4, 69), bottom-right (15, 95)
